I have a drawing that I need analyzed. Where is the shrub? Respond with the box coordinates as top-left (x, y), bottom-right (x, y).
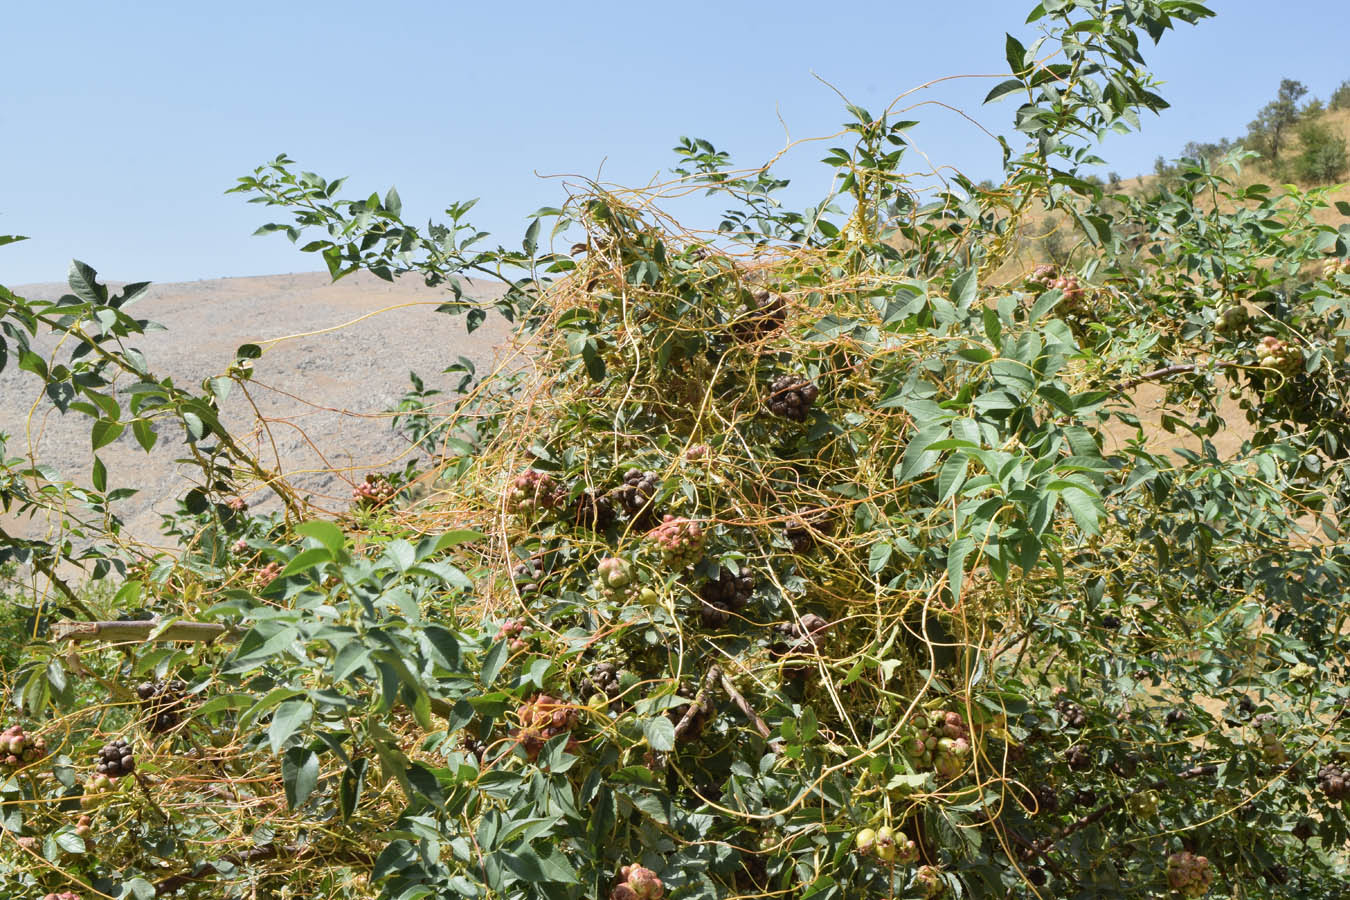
top-left (4, 3), bottom-right (1350, 900)
top-left (1293, 118), bottom-right (1349, 183)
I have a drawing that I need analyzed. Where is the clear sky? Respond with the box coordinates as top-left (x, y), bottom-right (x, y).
top-left (2, 1), bottom-right (1347, 285)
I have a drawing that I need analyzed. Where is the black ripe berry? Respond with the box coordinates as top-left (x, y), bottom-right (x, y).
top-left (571, 489), bottom-right (616, 531)
top-left (697, 570), bottom-right (755, 628)
top-left (137, 679), bottom-right (188, 734)
top-left (618, 470), bottom-right (660, 519)
top-left (767, 375), bottom-right (819, 422)
top-left (1317, 763), bottom-right (1349, 801)
top-left (732, 290), bottom-right (787, 342)
top-left (1054, 699), bottom-right (1087, 728)
top-left (96, 739), bottom-right (135, 777)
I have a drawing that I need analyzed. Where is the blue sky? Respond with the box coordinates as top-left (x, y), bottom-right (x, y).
top-left (2, 1), bottom-right (1347, 285)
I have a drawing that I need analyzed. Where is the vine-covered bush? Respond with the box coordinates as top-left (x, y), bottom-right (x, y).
top-left (2, 1), bottom-right (1350, 898)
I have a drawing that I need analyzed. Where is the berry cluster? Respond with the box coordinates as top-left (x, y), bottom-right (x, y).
top-left (80, 773), bottom-right (118, 808)
top-left (74, 815), bottom-right (91, 838)
top-left (514, 694), bottom-right (578, 761)
top-left (1055, 699), bottom-right (1087, 728)
top-left (1256, 336), bottom-right (1302, 376)
top-left (594, 557), bottom-right (640, 603)
top-left (782, 507), bottom-right (834, 554)
top-left (42, 893), bottom-right (82, 900)
top-left (1126, 790), bottom-right (1160, 819)
top-left (511, 558), bottom-right (543, 594)
top-left (611, 864), bottom-right (665, 900)
top-left (766, 374), bottom-right (819, 421)
top-left (137, 678), bottom-right (188, 734)
top-left (0, 725), bottom-right (48, 768)
top-left (351, 473), bottom-right (397, 508)
top-left (1027, 265), bottom-right (1085, 309)
top-left (1322, 257), bottom-right (1350, 278)
top-left (96, 739), bottom-right (135, 777)
top-left (732, 289), bottom-right (788, 342)
top-left (1250, 714), bottom-right (1286, 765)
top-left (1065, 744), bottom-right (1091, 771)
top-left (855, 825), bottom-right (919, 864)
top-left (772, 613), bottom-right (831, 657)
top-left (914, 865), bottom-right (945, 897)
top-left (253, 561), bottom-right (282, 587)
top-left (618, 469), bottom-right (660, 518)
top-left (1214, 305), bottom-right (1248, 335)
top-left (904, 710), bottom-right (971, 779)
top-left (1166, 851), bottom-right (1214, 897)
top-left (647, 515), bottom-right (706, 568)
top-left (697, 569), bottom-right (755, 627)
top-left (571, 488), bottom-right (616, 531)
top-left (579, 662), bottom-right (630, 704)
top-left (497, 619), bottom-right (529, 653)
top-left (1317, 762), bottom-right (1348, 801)
top-left (683, 443), bottom-right (711, 462)
top-left (505, 470), bottom-right (565, 517)
top-left (225, 496), bottom-right (248, 512)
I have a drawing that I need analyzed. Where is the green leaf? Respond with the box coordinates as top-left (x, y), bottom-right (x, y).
top-left (268, 700), bottom-right (313, 754)
top-left (91, 455), bottom-right (107, 493)
top-left (281, 546), bottom-right (332, 578)
top-left (132, 418), bottom-right (156, 451)
top-left (91, 419), bottom-right (123, 451)
top-left (947, 536), bottom-right (975, 605)
top-left (1005, 33), bottom-right (1028, 74)
top-left (643, 716), bottom-right (676, 752)
top-left (339, 757), bottom-right (369, 821)
top-left (295, 520), bottom-right (345, 556)
top-left (282, 747), bottom-right (320, 809)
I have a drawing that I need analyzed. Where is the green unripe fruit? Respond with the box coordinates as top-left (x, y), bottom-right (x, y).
top-left (874, 825), bottom-right (897, 862)
top-left (855, 827), bottom-right (877, 854)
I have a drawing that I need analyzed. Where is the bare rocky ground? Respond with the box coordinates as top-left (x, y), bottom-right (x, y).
top-left (1, 271), bottom-right (511, 551)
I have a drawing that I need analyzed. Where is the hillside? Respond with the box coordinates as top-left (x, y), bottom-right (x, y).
top-left (0, 271), bottom-right (510, 546)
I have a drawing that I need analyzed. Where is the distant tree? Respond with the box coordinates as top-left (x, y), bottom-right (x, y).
top-left (1303, 97), bottom-right (1325, 118)
top-left (1247, 78), bottom-right (1309, 159)
top-left (1108, 171), bottom-right (1122, 188)
top-left (1332, 79), bottom-right (1350, 111)
top-left (1293, 117), bottom-right (1348, 183)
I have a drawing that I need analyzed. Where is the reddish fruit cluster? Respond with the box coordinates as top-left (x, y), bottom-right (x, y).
top-left (253, 561), bottom-right (283, 587)
top-left (514, 695), bottom-right (578, 761)
top-left (1317, 762), bottom-right (1348, 801)
top-left (732, 289), bottom-right (788, 342)
top-left (684, 443), bottom-right (711, 462)
top-left (1027, 264), bottom-right (1058, 287)
top-left (352, 473), bottom-right (397, 508)
top-left (697, 569), bottom-right (755, 627)
top-left (618, 469), bottom-right (661, 517)
top-left (1055, 699), bottom-right (1087, 728)
top-left (42, 893), bottom-right (82, 900)
top-left (1257, 336), bottom-right (1301, 376)
top-left (96, 739), bottom-right (135, 777)
top-left (855, 825), bottom-right (919, 864)
top-left (914, 865), bottom-right (945, 897)
top-left (137, 678), bottom-right (188, 734)
top-left (1250, 714), bottom-right (1286, 765)
top-left (611, 864), bottom-right (665, 900)
top-left (74, 815), bottom-right (91, 838)
top-left (225, 496), bottom-right (248, 512)
top-left (497, 619), bottom-right (529, 652)
top-left (647, 515), bottom-right (706, 568)
top-left (0, 725), bottom-right (48, 768)
top-left (231, 537), bottom-right (249, 554)
top-left (904, 710), bottom-right (971, 779)
top-left (1050, 272), bottom-right (1084, 304)
top-left (505, 470), bottom-right (565, 517)
top-left (766, 374), bottom-right (819, 422)
top-left (1166, 851), bottom-right (1214, 897)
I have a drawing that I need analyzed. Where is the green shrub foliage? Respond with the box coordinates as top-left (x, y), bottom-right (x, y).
top-left (3, 2), bottom-right (1350, 898)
